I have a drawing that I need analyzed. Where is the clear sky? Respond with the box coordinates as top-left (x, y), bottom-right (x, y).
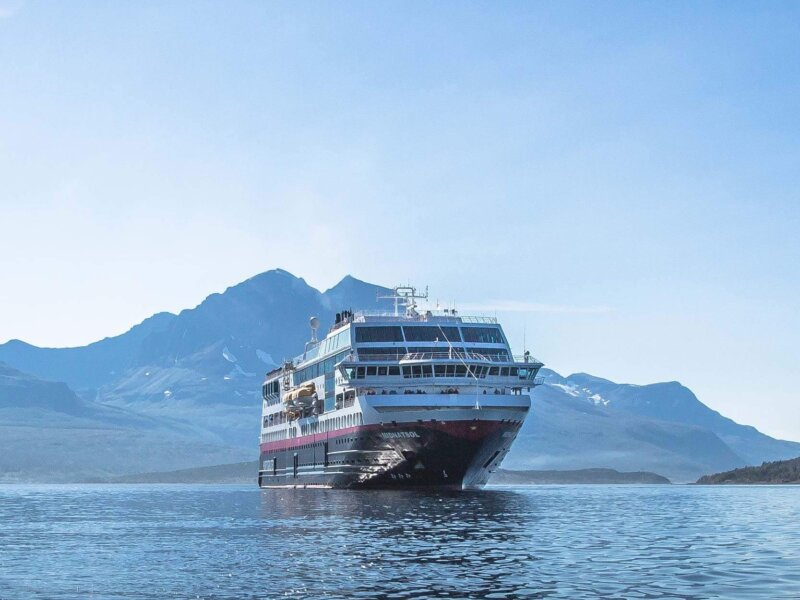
top-left (1, 2), bottom-right (798, 439)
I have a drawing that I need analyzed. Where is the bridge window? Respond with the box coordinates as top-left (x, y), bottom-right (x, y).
top-left (403, 326), bottom-right (461, 342)
top-left (462, 327), bottom-right (505, 344)
top-left (357, 347), bottom-right (407, 359)
top-left (388, 366), bottom-right (401, 376)
top-left (355, 326), bottom-right (404, 343)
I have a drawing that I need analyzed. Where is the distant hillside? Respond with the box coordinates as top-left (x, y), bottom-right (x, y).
top-left (491, 468), bottom-right (670, 485)
top-left (95, 463), bottom-right (667, 485)
top-left (92, 461), bottom-right (259, 484)
top-left (697, 457), bottom-right (800, 484)
top-left (0, 363), bottom-right (251, 483)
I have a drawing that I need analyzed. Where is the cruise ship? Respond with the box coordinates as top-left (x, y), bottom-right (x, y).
top-left (258, 286), bottom-right (543, 489)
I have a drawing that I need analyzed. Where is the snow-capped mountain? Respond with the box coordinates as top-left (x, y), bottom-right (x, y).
top-left (1, 269), bottom-right (798, 482)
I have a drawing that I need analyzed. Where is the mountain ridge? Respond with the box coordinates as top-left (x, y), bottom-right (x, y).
top-left (1, 268), bottom-right (798, 483)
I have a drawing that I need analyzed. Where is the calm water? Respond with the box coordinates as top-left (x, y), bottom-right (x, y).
top-left (0, 485), bottom-right (799, 599)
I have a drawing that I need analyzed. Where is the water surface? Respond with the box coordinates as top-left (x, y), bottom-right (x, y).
top-left (0, 484), bottom-right (798, 598)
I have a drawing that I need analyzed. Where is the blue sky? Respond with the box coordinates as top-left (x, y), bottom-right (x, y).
top-left (1, 2), bottom-right (799, 439)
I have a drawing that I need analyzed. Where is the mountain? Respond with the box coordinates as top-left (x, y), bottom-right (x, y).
top-left (505, 376), bottom-right (748, 482)
top-left (1, 270), bottom-right (393, 449)
top-left (0, 271), bottom-right (389, 390)
top-left (0, 312), bottom-right (176, 390)
top-left (0, 363), bottom-right (250, 482)
top-left (507, 370), bottom-right (800, 479)
top-left (697, 457), bottom-right (800, 484)
top-left (1, 268), bottom-right (798, 483)
top-left (541, 371), bottom-right (800, 466)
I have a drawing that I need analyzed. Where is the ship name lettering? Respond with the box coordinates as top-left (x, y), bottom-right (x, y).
top-left (381, 431), bottom-right (420, 439)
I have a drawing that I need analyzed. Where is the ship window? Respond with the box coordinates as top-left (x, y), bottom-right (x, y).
top-left (489, 367), bottom-right (500, 376)
top-left (500, 367), bottom-right (509, 377)
top-left (462, 326), bottom-right (505, 344)
top-left (366, 366), bottom-right (377, 376)
top-left (509, 367), bottom-right (519, 377)
top-left (445, 364), bottom-right (455, 377)
top-left (356, 367), bottom-right (365, 379)
top-left (357, 347), bottom-right (406, 360)
top-left (377, 366), bottom-right (388, 376)
top-left (434, 365), bottom-right (446, 377)
top-left (455, 365), bottom-right (467, 377)
top-left (355, 326), bottom-right (404, 343)
top-left (388, 366), bottom-right (400, 376)
top-left (403, 326), bottom-right (461, 342)
top-left (401, 366), bottom-right (412, 377)
top-left (421, 365), bottom-right (433, 377)
top-left (411, 365), bottom-right (422, 378)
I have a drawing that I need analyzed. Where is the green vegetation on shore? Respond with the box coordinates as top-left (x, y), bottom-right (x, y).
top-left (697, 456), bottom-right (800, 484)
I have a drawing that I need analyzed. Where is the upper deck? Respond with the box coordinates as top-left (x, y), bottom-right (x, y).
top-left (261, 290), bottom-right (545, 429)
top-left (262, 309), bottom-right (541, 386)
top-left (264, 286), bottom-right (542, 388)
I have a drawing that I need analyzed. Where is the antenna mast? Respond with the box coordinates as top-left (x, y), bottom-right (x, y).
top-left (378, 285), bottom-right (429, 317)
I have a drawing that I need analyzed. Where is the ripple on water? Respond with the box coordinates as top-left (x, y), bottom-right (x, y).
top-left (0, 485), bottom-right (798, 598)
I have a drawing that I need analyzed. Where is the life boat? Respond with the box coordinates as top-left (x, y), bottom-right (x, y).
top-left (283, 382), bottom-right (316, 408)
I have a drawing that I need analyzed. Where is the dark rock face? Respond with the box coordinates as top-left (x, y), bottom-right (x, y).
top-left (697, 457), bottom-right (800, 484)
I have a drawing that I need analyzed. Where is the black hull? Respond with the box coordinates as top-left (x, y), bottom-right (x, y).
top-left (258, 419), bottom-right (521, 490)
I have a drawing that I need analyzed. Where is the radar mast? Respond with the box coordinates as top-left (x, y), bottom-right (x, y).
top-left (378, 285), bottom-right (429, 317)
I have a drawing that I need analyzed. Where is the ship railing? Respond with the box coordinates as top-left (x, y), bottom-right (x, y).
top-left (353, 351), bottom-right (542, 364)
top-left (458, 316), bottom-right (499, 324)
top-left (512, 354), bottom-right (544, 365)
top-left (351, 311), bottom-right (498, 324)
top-left (355, 353), bottom-right (408, 362)
top-left (402, 351), bottom-right (503, 362)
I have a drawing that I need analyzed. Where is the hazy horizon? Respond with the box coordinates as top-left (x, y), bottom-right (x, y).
top-left (1, 2), bottom-right (798, 440)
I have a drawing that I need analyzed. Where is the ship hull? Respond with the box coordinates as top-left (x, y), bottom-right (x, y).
top-left (258, 418), bottom-right (523, 490)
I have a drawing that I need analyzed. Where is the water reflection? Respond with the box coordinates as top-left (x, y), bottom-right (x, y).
top-left (258, 488), bottom-right (543, 598)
